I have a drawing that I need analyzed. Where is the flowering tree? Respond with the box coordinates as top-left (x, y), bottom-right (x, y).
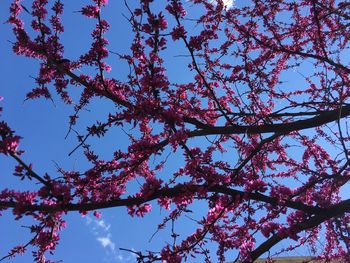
top-left (1, 0), bottom-right (350, 262)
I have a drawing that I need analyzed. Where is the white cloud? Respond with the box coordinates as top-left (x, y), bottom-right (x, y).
top-left (85, 216), bottom-right (135, 262)
top-left (96, 219), bottom-right (111, 231)
top-left (86, 216), bottom-right (110, 231)
top-left (210, 0), bottom-right (235, 9)
top-left (97, 235), bottom-right (116, 251)
top-left (85, 216), bottom-right (117, 259)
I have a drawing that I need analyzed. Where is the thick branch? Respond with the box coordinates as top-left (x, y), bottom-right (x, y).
top-left (250, 199), bottom-right (350, 261)
top-left (0, 184), bottom-right (324, 214)
top-left (189, 105), bottom-right (350, 136)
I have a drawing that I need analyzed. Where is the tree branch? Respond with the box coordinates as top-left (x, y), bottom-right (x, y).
top-left (250, 199), bottom-right (350, 261)
top-left (0, 184), bottom-right (325, 214)
top-left (189, 104), bottom-right (350, 136)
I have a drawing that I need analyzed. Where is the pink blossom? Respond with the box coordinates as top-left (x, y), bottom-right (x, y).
top-left (93, 211), bottom-right (102, 218)
top-left (171, 25), bottom-right (186, 41)
top-left (0, 136), bottom-right (21, 155)
top-left (81, 5), bottom-right (100, 18)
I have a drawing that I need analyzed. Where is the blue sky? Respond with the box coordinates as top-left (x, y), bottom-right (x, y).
top-left (0, 0), bottom-right (339, 262)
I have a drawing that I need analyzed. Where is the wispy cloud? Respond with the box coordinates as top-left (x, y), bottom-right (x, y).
top-left (97, 235), bottom-right (116, 251)
top-left (85, 215), bottom-right (135, 262)
top-left (96, 219), bottom-right (111, 231)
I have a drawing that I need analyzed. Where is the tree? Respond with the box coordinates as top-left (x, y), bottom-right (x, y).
top-left (1, 0), bottom-right (350, 262)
